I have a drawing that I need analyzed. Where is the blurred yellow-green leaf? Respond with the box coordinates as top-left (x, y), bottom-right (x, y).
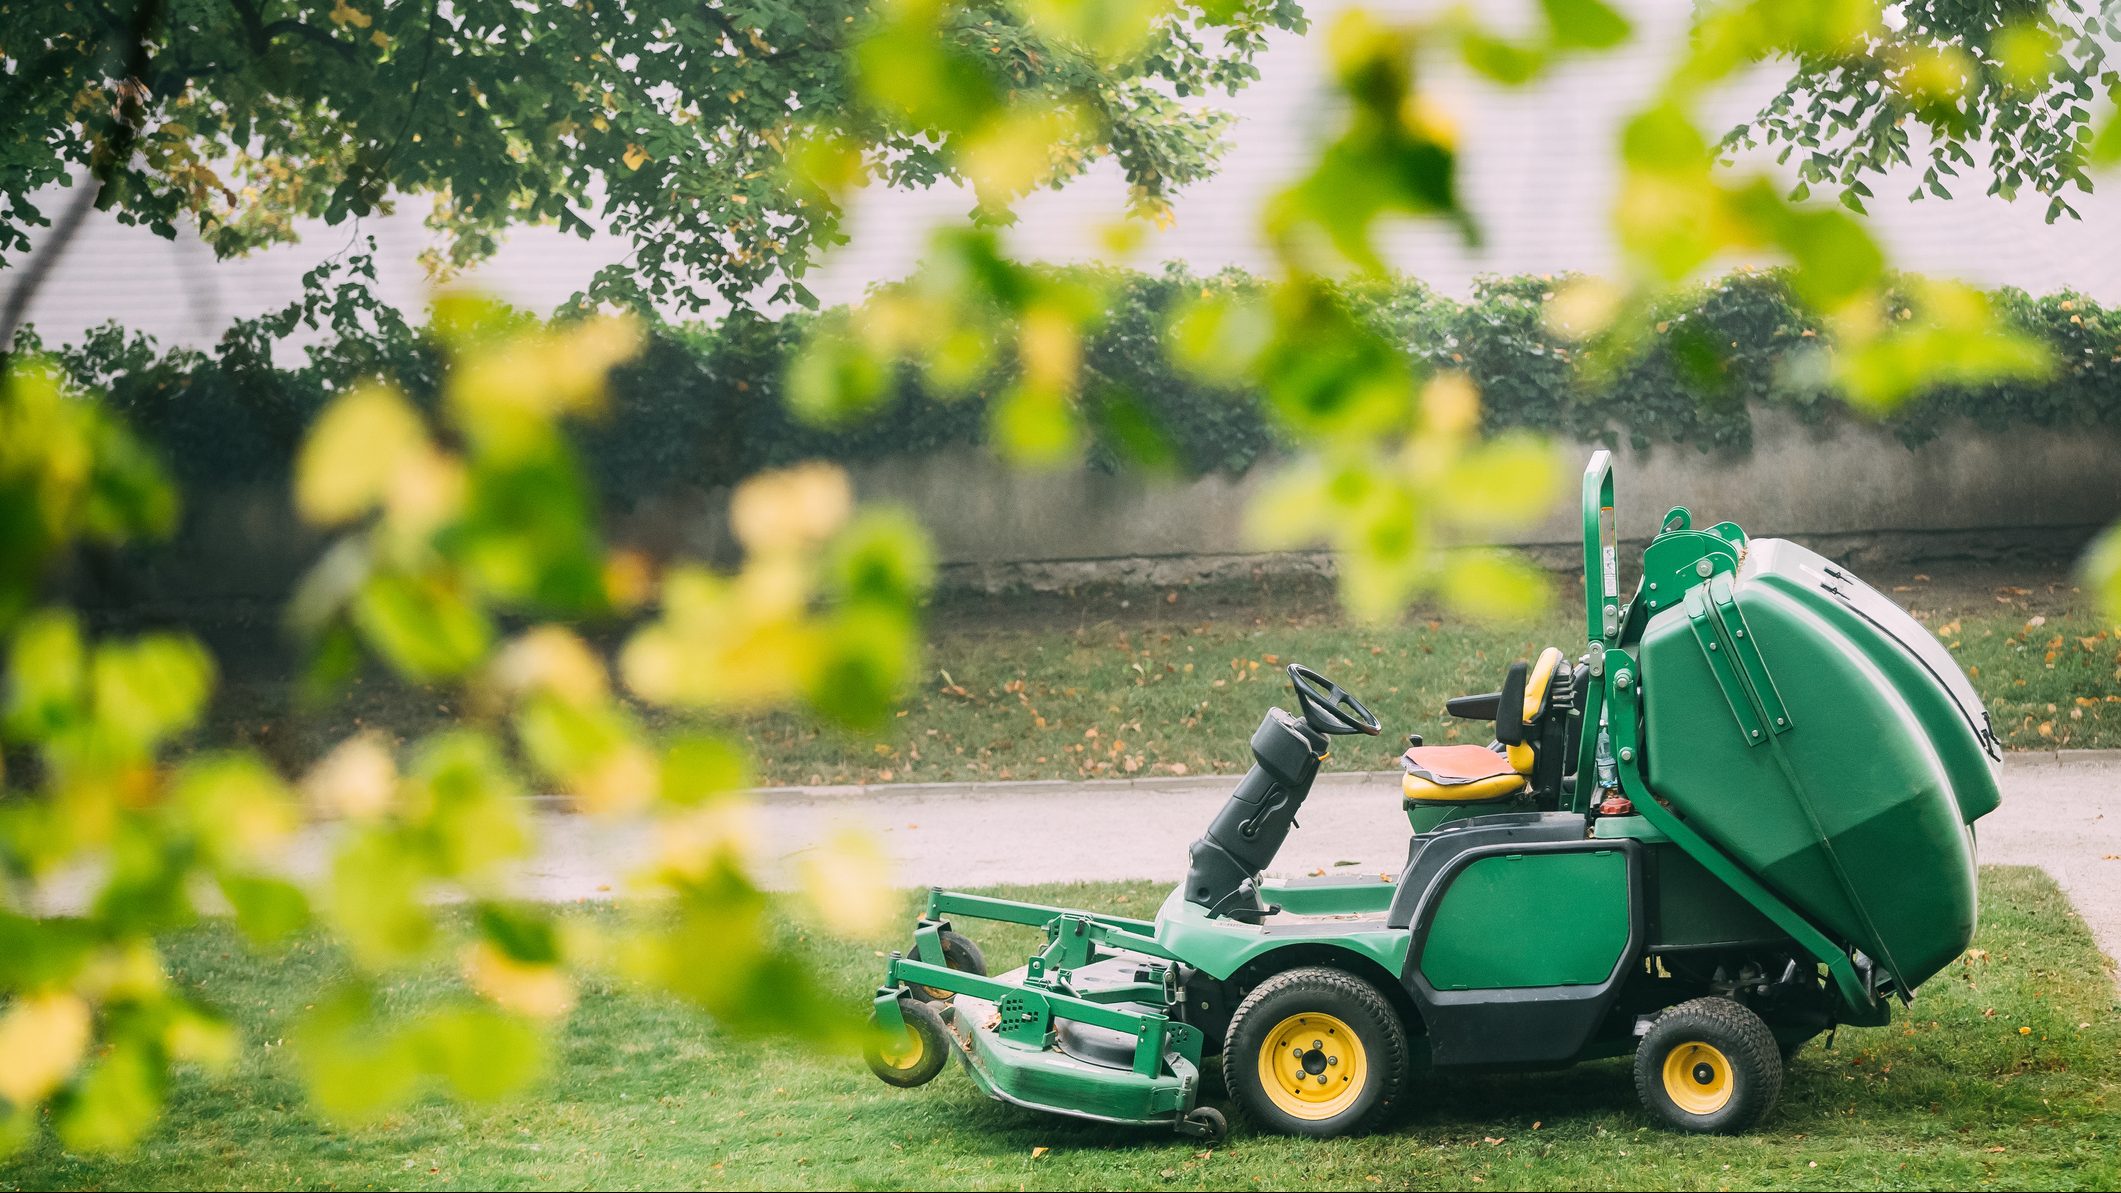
top-left (1540, 0), bottom-right (1630, 51)
top-left (216, 872), bottom-right (311, 946)
top-left (0, 990), bottom-right (91, 1107)
top-left (1441, 550), bottom-right (1551, 622)
top-left (416, 1005), bottom-right (546, 1101)
top-left (294, 383), bottom-right (430, 527)
top-left (351, 573), bottom-right (494, 682)
top-left (53, 1037), bottom-right (163, 1153)
top-left (328, 830), bottom-right (436, 969)
top-left (659, 736), bottom-right (751, 807)
top-left (4, 609), bottom-right (86, 740)
top-left (796, 828), bottom-right (896, 938)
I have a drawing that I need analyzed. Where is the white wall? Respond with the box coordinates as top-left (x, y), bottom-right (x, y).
top-left (11, 0), bottom-right (2121, 351)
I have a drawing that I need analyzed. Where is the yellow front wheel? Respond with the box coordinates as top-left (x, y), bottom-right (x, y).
top-left (1634, 997), bottom-right (1783, 1133)
top-left (864, 999), bottom-right (951, 1088)
top-left (1257, 1011), bottom-right (1369, 1120)
top-left (1224, 967), bottom-right (1409, 1137)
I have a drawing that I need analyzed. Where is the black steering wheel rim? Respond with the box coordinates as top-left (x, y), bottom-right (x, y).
top-left (1287, 664), bottom-right (1383, 737)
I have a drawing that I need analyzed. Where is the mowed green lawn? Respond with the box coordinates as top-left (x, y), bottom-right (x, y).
top-left (210, 568), bottom-right (2121, 787)
top-left (4, 867), bottom-right (2116, 1192)
top-left (731, 571), bottom-right (2121, 785)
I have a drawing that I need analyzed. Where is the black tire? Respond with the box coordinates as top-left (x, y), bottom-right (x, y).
top-left (908, 929), bottom-right (988, 1002)
top-left (864, 999), bottom-right (951, 1088)
top-left (1222, 966), bottom-right (1410, 1138)
top-left (1634, 997), bottom-right (1783, 1134)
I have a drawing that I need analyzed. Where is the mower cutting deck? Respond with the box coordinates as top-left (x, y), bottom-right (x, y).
top-left (862, 452), bottom-right (2002, 1141)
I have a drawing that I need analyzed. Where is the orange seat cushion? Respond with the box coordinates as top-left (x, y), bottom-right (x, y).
top-left (1401, 744), bottom-right (1528, 803)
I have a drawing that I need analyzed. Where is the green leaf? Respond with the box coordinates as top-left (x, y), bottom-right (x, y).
top-left (825, 507), bottom-right (936, 609)
top-left (1435, 436), bottom-right (1565, 529)
top-left (785, 328), bottom-right (890, 426)
top-left (804, 606), bottom-right (920, 731)
top-left (1459, 30), bottom-right (1548, 85)
top-left (401, 730), bottom-right (532, 877)
top-left (1540, 0), bottom-right (1631, 51)
top-left (90, 633), bottom-right (215, 752)
top-left (171, 753), bottom-right (296, 867)
top-left (55, 1037), bottom-right (165, 1153)
top-left (1620, 102), bottom-right (1708, 170)
top-left (3, 609), bottom-right (86, 739)
top-left (0, 1100), bottom-right (33, 1160)
top-left (1090, 390), bottom-right (1182, 473)
top-left (659, 736), bottom-right (751, 807)
top-left (1440, 550), bottom-right (1550, 621)
top-left (0, 912), bottom-right (98, 989)
top-left (474, 902), bottom-right (563, 965)
top-left (351, 573), bottom-right (494, 681)
top-left (327, 829), bottom-right (435, 969)
top-left (218, 872), bottom-right (311, 946)
top-left (990, 383), bottom-right (1083, 468)
top-left (414, 1006), bottom-right (545, 1103)
top-left (1165, 291), bottom-right (1271, 384)
top-left (293, 986), bottom-right (422, 1123)
top-left (2081, 520), bottom-right (2121, 623)
top-left (294, 384), bottom-right (429, 526)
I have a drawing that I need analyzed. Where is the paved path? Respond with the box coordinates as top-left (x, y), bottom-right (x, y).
top-left (36, 754), bottom-right (2121, 970)
top-left (511, 753), bottom-right (2121, 970)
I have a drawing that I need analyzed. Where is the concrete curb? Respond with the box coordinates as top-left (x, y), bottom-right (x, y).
top-left (512, 749), bottom-right (2106, 810)
top-left (749, 769), bottom-right (1410, 804)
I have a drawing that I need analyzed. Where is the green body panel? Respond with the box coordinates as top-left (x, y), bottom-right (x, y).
top-left (1257, 874), bottom-right (1399, 917)
top-left (1152, 889), bottom-right (1409, 981)
top-left (1636, 540), bottom-right (1986, 991)
top-left (1417, 850), bottom-right (1630, 990)
top-left (1591, 814), bottom-right (1668, 842)
top-left (1647, 844), bottom-right (1786, 951)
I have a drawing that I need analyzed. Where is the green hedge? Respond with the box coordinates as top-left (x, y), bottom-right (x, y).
top-left (31, 266), bottom-right (2121, 508)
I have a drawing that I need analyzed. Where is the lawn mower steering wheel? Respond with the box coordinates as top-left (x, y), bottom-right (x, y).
top-left (1287, 664), bottom-right (1383, 737)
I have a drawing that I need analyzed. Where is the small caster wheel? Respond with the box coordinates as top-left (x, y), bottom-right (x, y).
top-left (864, 999), bottom-right (951, 1088)
top-left (908, 929), bottom-right (987, 1002)
top-left (1181, 1106), bottom-right (1228, 1144)
top-left (1634, 996), bottom-right (1783, 1134)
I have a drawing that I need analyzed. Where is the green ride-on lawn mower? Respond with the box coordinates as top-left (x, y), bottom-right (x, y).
top-left (861, 451), bottom-right (2001, 1141)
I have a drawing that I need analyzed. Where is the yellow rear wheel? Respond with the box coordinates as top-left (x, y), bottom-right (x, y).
top-left (1634, 996), bottom-right (1783, 1134)
top-left (1659, 1041), bottom-right (1733, 1115)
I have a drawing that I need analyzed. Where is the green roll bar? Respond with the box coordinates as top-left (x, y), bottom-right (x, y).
top-left (1583, 448), bottom-right (1618, 649)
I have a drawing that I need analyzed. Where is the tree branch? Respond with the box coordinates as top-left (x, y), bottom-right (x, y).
top-left (350, 0), bottom-right (441, 206)
top-left (1, 0), bottom-right (168, 352)
top-left (262, 18), bottom-right (361, 61)
top-left (701, 6), bottom-right (829, 63)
